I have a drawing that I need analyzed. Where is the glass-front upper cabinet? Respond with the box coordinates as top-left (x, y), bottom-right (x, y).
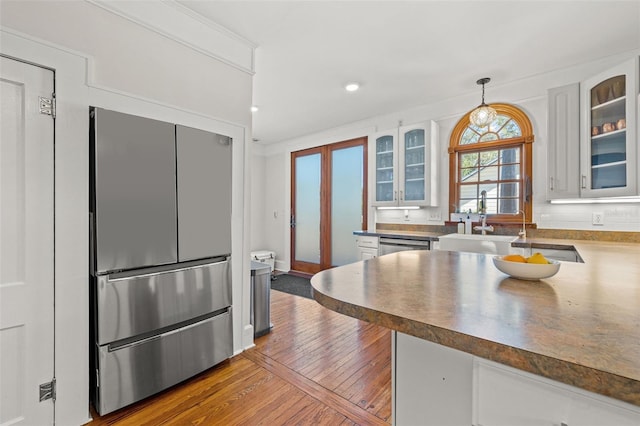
top-left (371, 121), bottom-right (439, 207)
top-left (374, 132), bottom-right (397, 205)
top-left (580, 58), bottom-right (638, 197)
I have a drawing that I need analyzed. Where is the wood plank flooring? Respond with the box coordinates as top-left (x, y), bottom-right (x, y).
top-left (88, 290), bottom-right (391, 425)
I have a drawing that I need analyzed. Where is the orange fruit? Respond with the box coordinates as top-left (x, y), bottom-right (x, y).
top-left (503, 254), bottom-right (526, 263)
top-left (526, 252), bottom-right (549, 264)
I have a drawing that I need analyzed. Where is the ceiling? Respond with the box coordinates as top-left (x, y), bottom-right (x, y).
top-left (177, 1), bottom-right (640, 145)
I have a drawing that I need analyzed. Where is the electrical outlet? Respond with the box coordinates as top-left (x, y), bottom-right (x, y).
top-left (429, 210), bottom-right (442, 221)
top-left (592, 212), bottom-right (605, 226)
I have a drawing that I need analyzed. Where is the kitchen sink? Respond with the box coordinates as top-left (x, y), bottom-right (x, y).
top-left (437, 233), bottom-right (517, 255)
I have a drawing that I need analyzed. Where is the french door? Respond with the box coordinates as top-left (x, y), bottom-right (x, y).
top-left (290, 137), bottom-right (367, 274)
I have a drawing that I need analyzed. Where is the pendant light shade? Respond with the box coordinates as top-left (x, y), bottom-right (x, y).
top-left (469, 78), bottom-right (497, 128)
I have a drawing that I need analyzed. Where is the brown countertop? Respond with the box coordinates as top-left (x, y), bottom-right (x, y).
top-left (311, 240), bottom-right (640, 406)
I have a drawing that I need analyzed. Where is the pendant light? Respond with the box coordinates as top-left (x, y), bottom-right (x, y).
top-left (469, 77), bottom-right (497, 128)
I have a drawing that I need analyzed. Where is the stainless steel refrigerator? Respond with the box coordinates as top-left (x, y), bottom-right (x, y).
top-left (89, 107), bottom-right (233, 415)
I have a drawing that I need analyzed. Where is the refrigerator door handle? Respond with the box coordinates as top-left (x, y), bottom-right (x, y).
top-left (107, 257), bottom-right (229, 282)
top-left (108, 308), bottom-right (230, 352)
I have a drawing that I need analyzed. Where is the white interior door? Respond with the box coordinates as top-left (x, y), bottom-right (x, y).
top-left (0, 56), bottom-right (55, 425)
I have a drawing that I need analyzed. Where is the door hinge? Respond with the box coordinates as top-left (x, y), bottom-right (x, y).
top-left (39, 93), bottom-right (56, 118)
top-left (39, 377), bottom-right (56, 402)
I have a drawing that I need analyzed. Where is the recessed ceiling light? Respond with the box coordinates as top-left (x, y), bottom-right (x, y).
top-left (345, 83), bottom-right (359, 92)
top-left (251, 106), bottom-right (259, 112)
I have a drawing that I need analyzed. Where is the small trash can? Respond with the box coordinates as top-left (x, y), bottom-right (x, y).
top-left (250, 260), bottom-right (272, 337)
top-left (250, 250), bottom-right (276, 276)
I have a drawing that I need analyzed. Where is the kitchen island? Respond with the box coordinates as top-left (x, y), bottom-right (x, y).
top-left (311, 240), bottom-right (640, 425)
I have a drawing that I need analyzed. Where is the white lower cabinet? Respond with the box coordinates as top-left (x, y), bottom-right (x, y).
top-left (393, 333), bottom-right (640, 426)
top-left (474, 360), bottom-right (640, 426)
top-left (355, 235), bottom-right (379, 260)
top-left (394, 332), bottom-right (474, 426)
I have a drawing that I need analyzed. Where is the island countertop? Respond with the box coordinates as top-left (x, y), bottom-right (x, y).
top-left (310, 240), bottom-right (640, 406)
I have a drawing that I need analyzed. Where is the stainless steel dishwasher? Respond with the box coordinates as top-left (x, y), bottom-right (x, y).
top-left (378, 237), bottom-right (431, 255)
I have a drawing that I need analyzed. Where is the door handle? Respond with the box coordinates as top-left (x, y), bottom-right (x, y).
top-left (290, 215), bottom-right (296, 228)
top-left (581, 175), bottom-right (587, 189)
top-left (549, 177), bottom-right (554, 191)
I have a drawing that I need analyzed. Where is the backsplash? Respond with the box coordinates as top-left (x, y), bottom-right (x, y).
top-left (375, 203), bottom-right (640, 235)
top-left (375, 222), bottom-right (640, 243)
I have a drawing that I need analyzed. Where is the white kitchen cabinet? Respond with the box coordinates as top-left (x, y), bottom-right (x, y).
top-left (580, 58), bottom-right (638, 197)
top-left (371, 121), bottom-right (438, 207)
top-left (547, 83), bottom-right (580, 200)
top-left (474, 359), bottom-right (640, 426)
top-left (355, 235), bottom-right (378, 260)
top-left (394, 332), bottom-right (473, 426)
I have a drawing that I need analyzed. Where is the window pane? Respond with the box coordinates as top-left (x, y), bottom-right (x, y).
top-left (500, 147), bottom-right (520, 163)
top-left (461, 167), bottom-right (477, 182)
top-left (461, 152), bottom-right (478, 167)
top-left (459, 199), bottom-right (478, 213)
top-left (295, 154), bottom-right (321, 263)
top-left (479, 183), bottom-right (497, 213)
top-left (500, 164), bottom-right (520, 180)
top-left (460, 184), bottom-right (478, 199)
top-left (499, 182), bottom-right (519, 198)
top-left (479, 165), bottom-right (498, 181)
top-left (331, 146), bottom-right (363, 266)
top-left (499, 119), bottom-right (522, 138)
top-left (460, 128), bottom-right (480, 145)
top-left (489, 115), bottom-right (510, 133)
top-left (498, 198), bottom-right (519, 214)
top-left (479, 132), bottom-right (498, 142)
top-left (480, 150), bottom-right (499, 166)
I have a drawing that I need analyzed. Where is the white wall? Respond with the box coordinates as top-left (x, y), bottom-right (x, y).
top-left (1, 1), bottom-right (254, 424)
top-left (254, 50), bottom-right (640, 270)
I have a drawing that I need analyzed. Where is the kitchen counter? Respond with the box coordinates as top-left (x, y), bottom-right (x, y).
top-left (311, 239), bottom-right (640, 407)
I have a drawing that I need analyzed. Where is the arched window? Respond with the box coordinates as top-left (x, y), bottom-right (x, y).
top-left (449, 103), bottom-right (534, 223)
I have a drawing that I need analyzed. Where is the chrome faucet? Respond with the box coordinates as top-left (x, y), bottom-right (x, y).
top-left (474, 190), bottom-right (494, 235)
top-left (479, 190), bottom-right (487, 215)
top-left (516, 209), bottom-right (526, 239)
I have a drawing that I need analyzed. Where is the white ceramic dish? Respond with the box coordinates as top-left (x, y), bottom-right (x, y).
top-left (492, 256), bottom-right (561, 281)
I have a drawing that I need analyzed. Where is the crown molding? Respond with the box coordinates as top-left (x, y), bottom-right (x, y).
top-left (86, 0), bottom-right (255, 74)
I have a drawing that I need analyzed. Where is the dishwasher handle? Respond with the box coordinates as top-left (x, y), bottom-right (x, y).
top-left (379, 238), bottom-right (431, 248)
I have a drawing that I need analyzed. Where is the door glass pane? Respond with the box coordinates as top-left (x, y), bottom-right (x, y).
top-left (331, 146), bottom-right (363, 266)
top-left (404, 129), bottom-right (425, 201)
top-left (295, 154), bottom-right (321, 263)
top-left (376, 135), bottom-right (394, 202)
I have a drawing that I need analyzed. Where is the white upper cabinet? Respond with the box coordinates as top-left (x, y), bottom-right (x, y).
top-left (371, 121), bottom-right (438, 207)
top-left (580, 58), bottom-right (638, 197)
top-left (547, 83), bottom-right (581, 200)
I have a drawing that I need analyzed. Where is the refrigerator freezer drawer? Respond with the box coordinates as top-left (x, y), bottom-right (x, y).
top-left (97, 259), bottom-right (231, 345)
top-left (95, 309), bottom-right (232, 415)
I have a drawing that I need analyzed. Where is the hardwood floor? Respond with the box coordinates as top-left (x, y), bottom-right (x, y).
top-left (88, 290), bottom-right (391, 425)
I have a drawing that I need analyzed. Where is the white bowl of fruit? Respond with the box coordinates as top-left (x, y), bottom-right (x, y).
top-left (493, 253), bottom-right (560, 281)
